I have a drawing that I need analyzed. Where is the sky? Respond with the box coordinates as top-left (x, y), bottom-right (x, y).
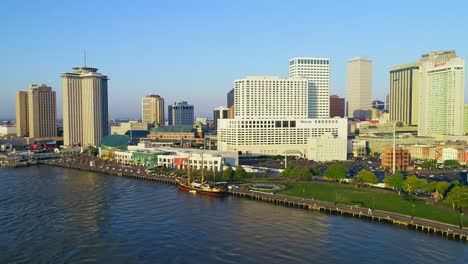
top-left (1, 0), bottom-right (467, 120)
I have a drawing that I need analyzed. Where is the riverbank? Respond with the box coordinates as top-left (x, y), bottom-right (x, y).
top-left (41, 158), bottom-right (468, 241)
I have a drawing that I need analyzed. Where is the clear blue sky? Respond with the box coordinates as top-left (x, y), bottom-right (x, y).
top-left (1, 0), bottom-right (467, 120)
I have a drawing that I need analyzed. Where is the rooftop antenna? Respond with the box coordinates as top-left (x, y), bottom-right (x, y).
top-left (84, 48), bottom-right (87, 67)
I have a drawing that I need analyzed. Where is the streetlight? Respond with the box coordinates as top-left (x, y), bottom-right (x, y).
top-left (461, 212), bottom-right (464, 229)
top-left (412, 203), bottom-right (415, 219)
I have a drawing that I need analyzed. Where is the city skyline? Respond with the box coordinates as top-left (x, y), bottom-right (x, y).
top-left (2, 1), bottom-right (468, 120)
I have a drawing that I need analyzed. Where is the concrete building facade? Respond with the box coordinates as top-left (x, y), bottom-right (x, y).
top-left (330, 95), bottom-right (345, 118)
top-left (389, 63), bottom-right (419, 126)
top-left (62, 67), bottom-right (109, 147)
top-left (381, 147), bottom-right (410, 172)
top-left (142, 95), bottom-right (164, 126)
top-left (27, 84), bottom-right (57, 138)
top-left (168, 101), bottom-right (194, 126)
top-left (347, 57), bottom-right (372, 119)
top-left (213, 106), bottom-right (229, 130)
top-left (418, 57), bottom-right (465, 136)
top-left (289, 57), bottom-right (330, 118)
top-left (16, 91), bottom-right (29, 137)
top-left (218, 76), bottom-right (348, 161)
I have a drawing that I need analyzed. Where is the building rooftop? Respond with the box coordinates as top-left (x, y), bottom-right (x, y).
top-left (151, 125), bottom-right (194, 133)
top-left (101, 134), bottom-right (130, 148)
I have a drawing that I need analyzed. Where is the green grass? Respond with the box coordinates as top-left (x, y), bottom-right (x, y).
top-left (279, 182), bottom-right (468, 226)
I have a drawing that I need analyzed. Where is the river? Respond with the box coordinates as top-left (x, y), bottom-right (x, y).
top-left (0, 166), bottom-right (466, 263)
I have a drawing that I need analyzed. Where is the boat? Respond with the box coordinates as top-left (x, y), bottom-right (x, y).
top-left (176, 152), bottom-right (227, 196)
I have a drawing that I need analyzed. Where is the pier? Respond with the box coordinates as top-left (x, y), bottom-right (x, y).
top-left (41, 158), bottom-right (468, 241)
top-left (229, 189), bottom-right (468, 241)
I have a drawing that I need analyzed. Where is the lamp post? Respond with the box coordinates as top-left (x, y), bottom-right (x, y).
top-left (412, 203), bottom-right (415, 219)
top-left (461, 212), bottom-right (464, 229)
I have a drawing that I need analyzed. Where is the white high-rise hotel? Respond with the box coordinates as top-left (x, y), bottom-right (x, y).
top-left (289, 57), bottom-right (330, 118)
top-left (418, 57), bottom-right (465, 136)
top-left (218, 75), bottom-right (347, 161)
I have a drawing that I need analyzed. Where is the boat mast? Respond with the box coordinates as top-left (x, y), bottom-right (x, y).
top-left (187, 153), bottom-right (191, 184)
top-left (201, 151), bottom-right (204, 184)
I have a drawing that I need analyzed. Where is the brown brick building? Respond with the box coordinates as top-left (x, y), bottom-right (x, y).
top-left (381, 147), bottom-right (410, 172)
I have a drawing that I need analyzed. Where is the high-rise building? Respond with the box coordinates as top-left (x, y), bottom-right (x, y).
top-left (27, 84), bottom-right (57, 138)
top-left (464, 105), bottom-right (468, 135)
top-left (62, 67), bottom-right (109, 147)
top-left (142, 95), bottom-right (164, 126)
top-left (168, 101), bottom-right (194, 126)
top-left (213, 106), bottom-right (229, 130)
top-left (15, 84), bottom-right (57, 138)
top-left (418, 57), bottom-right (465, 136)
top-left (289, 57), bottom-right (330, 118)
top-left (330, 95), bottom-right (345, 118)
top-left (227, 88), bottom-right (234, 108)
top-left (389, 51), bottom-right (458, 127)
top-left (346, 57), bottom-right (372, 119)
top-left (389, 63), bottom-right (420, 126)
top-left (16, 91), bottom-right (29, 137)
top-left (218, 76), bottom-right (347, 161)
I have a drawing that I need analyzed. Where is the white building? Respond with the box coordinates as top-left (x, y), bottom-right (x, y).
top-left (418, 57), bottom-right (465, 136)
top-left (0, 126), bottom-right (16, 136)
top-left (348, 139), bottom-right (367, 158)
top-left (347, 57), bottom-right (372, 119)
top-left (289, 57), bottom-right (330, 118)
top-left (440, 147), bottom-right (459, 162)
top-left (219, 76), bottom-right (347, 161)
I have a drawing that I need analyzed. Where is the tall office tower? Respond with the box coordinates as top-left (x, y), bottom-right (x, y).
top-left (418, 57), bottom-right (465, 136)
top-left (213, 106), bottom-right (229, 130)
top-left (142, 94), bottom-right (164, 126)
top-left (289, 57), bottom-right (330, 118)
top-left (62, 67), bottom-right (109, 147)
top-left (227, 88), bottom-right (235, 118)
top-left (389, 63), bottom-right (420, 125)
top-left (15, 91), bottom-right (29, 137)
top-left (227, 88), bottom-right (234, 108)
top-left (168, 101), bottom-right (194, 126)
top-left (27, 84), bottom-right (57, 138)
top-left (346, 57), bottom-right (373, 119)
top-left (330, 95), bottom-right (345, 118)
top-left (218, 76), bottom-right (347, 161)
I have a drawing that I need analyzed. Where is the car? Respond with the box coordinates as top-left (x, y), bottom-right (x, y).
top-left (429, 175), bottom-right (435, 178)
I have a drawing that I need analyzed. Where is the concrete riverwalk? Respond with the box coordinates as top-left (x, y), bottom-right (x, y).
top-left (42, 158), bottom-right (468, 241)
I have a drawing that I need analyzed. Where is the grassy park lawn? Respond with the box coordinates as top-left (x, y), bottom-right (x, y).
top-left (280, 182), bottom-right (468, 226)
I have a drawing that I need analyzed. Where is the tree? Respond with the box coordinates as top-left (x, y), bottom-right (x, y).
top-left (222, 166), bottom-right (234, 182)
top-left (234, 166), bottom-right (247, 180)
top-left (262, 170), bottom-right (270, 178)
top-left (445, 186), bottom-right (468, 228)
top-left (356, 169), bottom-right (378, 185)
top-left (403, 175), bottom-right (428, 195)
top-left (300, 167), bottom-right (311, 181)
top-left (350, 176), bottom-right (364, 188)
top-left (421, 160), bottom-right (436, 170)
top-left (436, 181), bottom-right (450, 197)
top-left (324, 163), bottom-right (346, 182)
top-left (282, 166), bottom-right (294, 177)
top-left (384, 173), bottom-right (404, 195)
top-left (444, 159), bottom-right (460, 169)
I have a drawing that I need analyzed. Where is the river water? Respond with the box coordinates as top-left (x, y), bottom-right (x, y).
top-left (0, 166), bottom-right (466, 263)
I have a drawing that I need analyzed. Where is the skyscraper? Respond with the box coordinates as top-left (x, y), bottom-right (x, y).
top-left (389, 63), bottom-right (420, 125)
top-left (330, 95), bottom-right (345, 118)
top-left (389, 51), bottom-right (458, 126)
top-left (142, 94), bottom-right (164, 126)
top-left (346, 57), bottom-right (372, 119)
top-left (168, 101), bottom-right (194, 126)
top-left (15, 84), bottom-right (57, 138)
top-left (16, 91), bottom-right (28, 137)
top-left (62, 67), bottom-right (109, 147)
top-left (289, 57), bottom-right (330, 118)
top-left (418, 57), bottom-right (465, 136)
top-left (213, 106), bottom-right (229, 130)
top-left (27, 84), bottom-right (57, 138)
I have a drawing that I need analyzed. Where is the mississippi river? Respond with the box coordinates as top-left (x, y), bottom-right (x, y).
top-left (0, 166), bottom-right (466, 263)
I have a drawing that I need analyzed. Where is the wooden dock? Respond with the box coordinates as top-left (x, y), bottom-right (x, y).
top-left (229, 189), bottom-right (468, 242)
